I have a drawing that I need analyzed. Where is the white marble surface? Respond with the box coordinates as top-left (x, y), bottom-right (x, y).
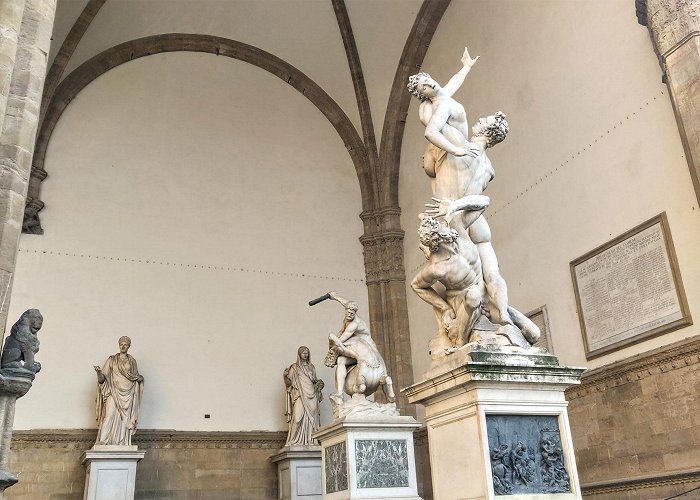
top-left (314, 415), bottom-right (422, 500)
top-left (404, 353), bottom-right (583, 500)
top-left (81, 447), bottom-right (145, 500)
top-left (271, 446), bottom-right (323, 500)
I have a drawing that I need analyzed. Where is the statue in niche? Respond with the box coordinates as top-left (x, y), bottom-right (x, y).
top-left (93, 336), bottom-right (144, 446)
top-left (283, 346), bottom-right (324, 446)
top-left (407, 47), bottom-right (540, 352)
top-left (318, 292), bottom-right (396, 418)
top-left (1, 309), bottom-right (44, 374)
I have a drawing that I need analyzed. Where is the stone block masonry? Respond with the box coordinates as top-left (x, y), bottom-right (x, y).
top-left (567, 335), bottom-right (700, 499)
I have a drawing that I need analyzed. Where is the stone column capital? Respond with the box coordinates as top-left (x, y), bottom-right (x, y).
top-left (639, 0), bottom-right (700, 57)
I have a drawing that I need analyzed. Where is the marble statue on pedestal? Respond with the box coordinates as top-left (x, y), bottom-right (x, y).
top-left (283, 346), bottom-right (324, 446)
top-left (1, 309), bottom-right (44, 373)
top-left (93, 336), bottom-right (143, 446)
top-left (313, 292), bottom-right (396, 418)
top-left (408, 48), bottom-right (540, 354)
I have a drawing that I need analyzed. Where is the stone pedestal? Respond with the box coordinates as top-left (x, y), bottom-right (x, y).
top-left (271, 445), bottom-right (323, 500)
top-left (0, 369), bottom-right (34, 499)
top-left (81, 445), bottom-right (145, 500)
top-left (403, 345), bottom-right (584, 500)
top-left (314, 414), bottom-right (422, 500)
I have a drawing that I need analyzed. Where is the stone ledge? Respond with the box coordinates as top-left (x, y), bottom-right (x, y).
top-left (566, 335), bottom-right (700, 400)
top-left (581, 467), bottom-right (700, 496)
top-left (11, 429), bottom-right (287, 450)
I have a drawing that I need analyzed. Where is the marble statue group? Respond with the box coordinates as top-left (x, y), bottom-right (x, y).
top-left (408, 47), bottom-right (541, 355)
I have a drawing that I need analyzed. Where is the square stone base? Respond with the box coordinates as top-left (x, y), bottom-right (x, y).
top-left (403, 345), bottom-right (585, 500)
top-left (270, 445), bottom-right (323, 500)
top-left (81, 447), bottom-right (145, 500)
top-left (314, 415), bottom-right (422, 500)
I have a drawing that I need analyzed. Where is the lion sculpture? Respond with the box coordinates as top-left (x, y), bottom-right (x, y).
top-left (1, 309), bottom-right (44, 373)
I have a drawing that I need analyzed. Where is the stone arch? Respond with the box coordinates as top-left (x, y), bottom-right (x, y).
top-left (27, 33), bottom-right (375, 232)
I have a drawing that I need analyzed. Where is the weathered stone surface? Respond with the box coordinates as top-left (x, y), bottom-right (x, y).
top-left (0, 0), bottom-right (25, 136)
top-left (0, 0), bottom-right (55, 348)
top-left (8, 430), bottom-right (286, 499)
top-left (567, 336), bottom-right (700, 498)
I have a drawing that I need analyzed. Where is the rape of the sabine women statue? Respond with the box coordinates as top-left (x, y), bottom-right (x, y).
top-left (407, 47), bottom-right (540, 355)
top-left (283, 346), bottom-right (324, 446)
top-left (93, 336), bottom-right (144, 446)
top-left (318, 292), bottom-right (397, 418)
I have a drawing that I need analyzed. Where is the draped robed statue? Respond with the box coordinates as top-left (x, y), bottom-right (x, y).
top-left (283, 346), bottom-right (324, 446)
top-left (93, 336), bottom-right (144, 446)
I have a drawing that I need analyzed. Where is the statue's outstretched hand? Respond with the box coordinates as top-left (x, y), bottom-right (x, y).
top-left (425, 197), bottom-right (454, 219)
top-left (461, 46), bottom-right (479, 68)
top-left (93, 366), bottom-right (101, 372)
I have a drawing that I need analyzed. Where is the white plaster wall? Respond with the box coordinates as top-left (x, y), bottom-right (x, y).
top-left (400, 0), bottom-right (700, 379)
top-left (9, 52), bottom-right (368, 431)
top-left (60, 0), bottom-right (363, 134)
top-left (346, 0), bottom-right (423, 145)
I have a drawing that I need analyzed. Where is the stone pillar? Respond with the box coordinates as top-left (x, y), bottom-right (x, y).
top-left (359, 207), bottom-right (415, 415)
top-left (270, 446), bottom-right (323, 500)
top-left (0, 0), bottom-right (26, 136)
top-left (81, 446), bottom-right (145, 500)
top-left (639, 0), bottom-right (700, 203)
top-left (0, 0), bottom-right (56, 332)
top-left (0, 370), bottom-right (33, 499)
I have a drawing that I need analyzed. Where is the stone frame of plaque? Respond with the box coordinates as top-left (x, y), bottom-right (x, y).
top-left (525, 305), bottom-right (554, 354)
top-left (570, 212), bottom-right (691, 360)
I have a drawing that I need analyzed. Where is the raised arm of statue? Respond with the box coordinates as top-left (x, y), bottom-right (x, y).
top-left (425, 194), bottom-right (490, 224)
top-left (328, 290), bottom-right (350, 308)
top-left (93, 365), bottom-right (106, 384)
top-left (441, 46), bottom-right (479, 97)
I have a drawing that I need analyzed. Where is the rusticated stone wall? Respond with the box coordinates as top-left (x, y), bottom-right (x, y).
top-left (6, 428), bottom-right (433, 499)
top-left (566, 335), bottom-right (700, 499)
top-left (7, 430), bottom-right (285, 499)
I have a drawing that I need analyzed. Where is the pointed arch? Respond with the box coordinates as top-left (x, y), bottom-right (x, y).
top-left (27, 33), bottom-right (374, 232)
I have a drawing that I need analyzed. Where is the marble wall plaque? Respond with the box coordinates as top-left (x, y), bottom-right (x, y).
top-left (324, 441), bottom-right (348, 493)
top-left (486, 415), bottom-right (571, 495)
top-left (354, 439), bottom-right (409, 489)
top-left (570, 213), bottom-right (691, 359)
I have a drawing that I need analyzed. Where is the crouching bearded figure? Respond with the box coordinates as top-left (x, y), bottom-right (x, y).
top-left (323, 292), bottom-right (396, 417)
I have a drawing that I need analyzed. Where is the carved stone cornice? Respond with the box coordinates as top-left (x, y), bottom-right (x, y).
top-left (639, 0), bottom-right (700, 56)
top-left (359, 206), bottom-right (406, 285)
top-left (581, 468), bottom-right (700, 496)
top-left (566, 335), bottom-right (700, 400)
top-left (359, 206), bottom-right (402, 233)
top-left (11, 429), bottom-right (287, 450)
top-left (22, 197), bottom-right (44, 235)
top-left (360, 232), bottom-right (405, 285)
